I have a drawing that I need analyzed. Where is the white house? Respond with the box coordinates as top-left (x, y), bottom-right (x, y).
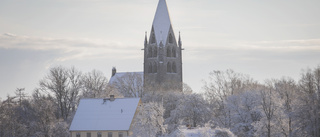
top-left (69, 96), bottom-right (141, 137)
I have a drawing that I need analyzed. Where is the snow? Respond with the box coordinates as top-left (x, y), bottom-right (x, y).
top-left (109, 72), bottom-right (143, 85)
top-left (152, 0), bottom-right (172, 46)
top-left (69, 98), bottom-right (140, 131)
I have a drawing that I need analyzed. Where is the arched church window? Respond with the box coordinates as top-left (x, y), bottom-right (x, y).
top-left (172, 62), bottom-right (177, 73)
top-left (167, 62), bottom-right (172, 73)
top-left (167, 46), bottom-right (171, 57)
top-left (148, 62), bottom-right (152, 73)
top-left (153, 46), bottom-right (158, 57)
top-left (148, 46), bottom-right (152, 58)
top-left (172, 47), bottom-right (176, 58)
top-left (151, 33), bottom-right (156, 44)
top-left (153, 62), bottom-right (157, 73)
top-left (169, 33), bottom-right (173, 44)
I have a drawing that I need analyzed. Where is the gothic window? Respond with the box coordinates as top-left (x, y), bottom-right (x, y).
top-left (172, 62), bottom-right (177, 73)
top-left (153, 46), bottom-right (158, 57)
top-left (172, 47), bottom-right (176, 57)
top-left (167, 46), bottom-right (171, 57)
top-left (148, 62), bottom-right (152, 73)
top-left (151, 33), bottom-right (156, 44)
top-left (169, 33), bottom-right (173, 44)
top-left (153, 62), bottom-right (157, 73)
top-left (167, 62), bottom-right (172, 73)
top-left (148, 46), bottom-right (152, 58)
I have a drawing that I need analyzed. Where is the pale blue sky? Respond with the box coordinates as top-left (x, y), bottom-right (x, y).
top-left (1, 0), bottom-right (320, 99)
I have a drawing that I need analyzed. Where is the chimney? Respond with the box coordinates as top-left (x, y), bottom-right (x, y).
top-left (110, 95), bottom-right (115, 101)
top-left (112, 67), bottom-right (116, 77)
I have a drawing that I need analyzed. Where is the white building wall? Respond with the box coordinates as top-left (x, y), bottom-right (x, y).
top-left (71, 131), bottom-right (128, 137)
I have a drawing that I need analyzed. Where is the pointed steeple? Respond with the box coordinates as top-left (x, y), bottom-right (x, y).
top-left (144, 31), bottom-right (148, 46)
top-left (178, 31), bottom-right (182, 47)
top-left (152, 0), bottom-right (172, 46)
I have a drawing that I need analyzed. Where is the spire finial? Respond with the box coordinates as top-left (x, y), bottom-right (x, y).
top-left (160, 31), bottom-right (163, 43)
top-left (144, 31), bottom-right (148, 45)
top-left (178, 31), bottom-right (182, 47)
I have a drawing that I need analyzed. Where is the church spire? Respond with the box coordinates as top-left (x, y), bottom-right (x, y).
top-left (144, 31), bottom-right (148, 46)
top-left (178, 31), bottom-right (182, 47)
top-left (152, 0), bottom-right (172, 46)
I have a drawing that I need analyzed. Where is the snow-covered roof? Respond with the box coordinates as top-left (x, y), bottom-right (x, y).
top-left (69, 98), bottom-right (140, 131)
top-left (152, 0), bottom-right (172, 46)
top-left (109, 72), bottom-right (143, 85)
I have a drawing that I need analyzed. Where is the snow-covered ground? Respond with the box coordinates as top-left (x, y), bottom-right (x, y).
top-left (169, 126), bottom-right (235, 137)
top-left (179, 127), bottom-right (205, 137)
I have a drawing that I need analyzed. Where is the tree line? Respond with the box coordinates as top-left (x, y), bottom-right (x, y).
top-left (0, 65), bottom-right (319, 137)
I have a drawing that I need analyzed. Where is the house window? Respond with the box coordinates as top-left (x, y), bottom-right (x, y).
top-left (97, 132), bottom-right (102, 137)
top-left (76, 133), bottom-right (81, 137)
top-left (108, 132), bottom-right (113, 137)
top-left (87, 132), bottom-right (91, 137)
top-left (119, 132), bottom-right (123, 137)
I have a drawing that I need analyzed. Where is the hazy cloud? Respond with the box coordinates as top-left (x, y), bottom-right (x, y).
top-left (0, 33), bottom-right (140, 62)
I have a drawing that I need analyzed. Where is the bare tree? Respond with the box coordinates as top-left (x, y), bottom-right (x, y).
top-left (39, 66), bottom-right (82, 121)
top-left (295, 66), bottom-right (320, 137)
top-left (32, 90), bottom-right (57, 137)
top-left (169, 93), bottom-right (210, 127)
top-left (81, 70), bottom-right (109, 98)
top-left (203, 69), bottom-right (256, 128)
top-left (14, 88), bottom-right (27, 107)
top-left (259, 82), bottom-right (278, 137)
top-left (274, 77), bottom-right (298, 137)
top-left (132, 102), bottom-right (166, 136)
top-left (110, 72), bottom-right (144, 98)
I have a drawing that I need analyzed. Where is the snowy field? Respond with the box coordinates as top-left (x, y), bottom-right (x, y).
top-left (171, 126), bottom-right (235, 137)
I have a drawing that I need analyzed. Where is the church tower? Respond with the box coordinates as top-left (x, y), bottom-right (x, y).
top-left (144, 0), bottom-right (183, 91)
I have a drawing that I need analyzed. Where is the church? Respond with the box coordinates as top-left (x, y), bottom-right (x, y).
top-left (111, 0), bottom-right (183, 92)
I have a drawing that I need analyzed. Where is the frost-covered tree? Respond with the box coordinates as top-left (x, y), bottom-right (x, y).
top-left (294, 66), bottom-right (320, 137)
top-left (111, 72), bottom-right (144, 98)
top-left (0, 91), bottom-right (38, 137)
top-left (132, 102), bottom-right (166, 137)
top-left (274, 77), bottom-right (298, 137)
top-left (31, 90), bottom-right (57, 137)
top-left (81, 70), bottom-right (115, 98)
top-left (212, 127), bottom-right (236, 137)
top-left (203, 69), bottom-right (257, 128)
top-left (226, 91), bottom-right (261, 137)
top-left (253, 81), bottom-right (288, 137)
top-left (168, 94), bottom-right (210, 128)
top-left (50, 121), bottom-right (69, 137)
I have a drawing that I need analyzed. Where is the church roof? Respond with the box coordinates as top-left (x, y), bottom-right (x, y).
top-left (69, 98), bottom-right (140, 131)
top-left (152, 0), bottom-right (172, 46)
top-left (109, 72), bottom-right (143, 85)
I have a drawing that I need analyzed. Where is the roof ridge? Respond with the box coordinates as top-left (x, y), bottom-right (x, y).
top-left (81, 98), bottom-right (140, 100)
